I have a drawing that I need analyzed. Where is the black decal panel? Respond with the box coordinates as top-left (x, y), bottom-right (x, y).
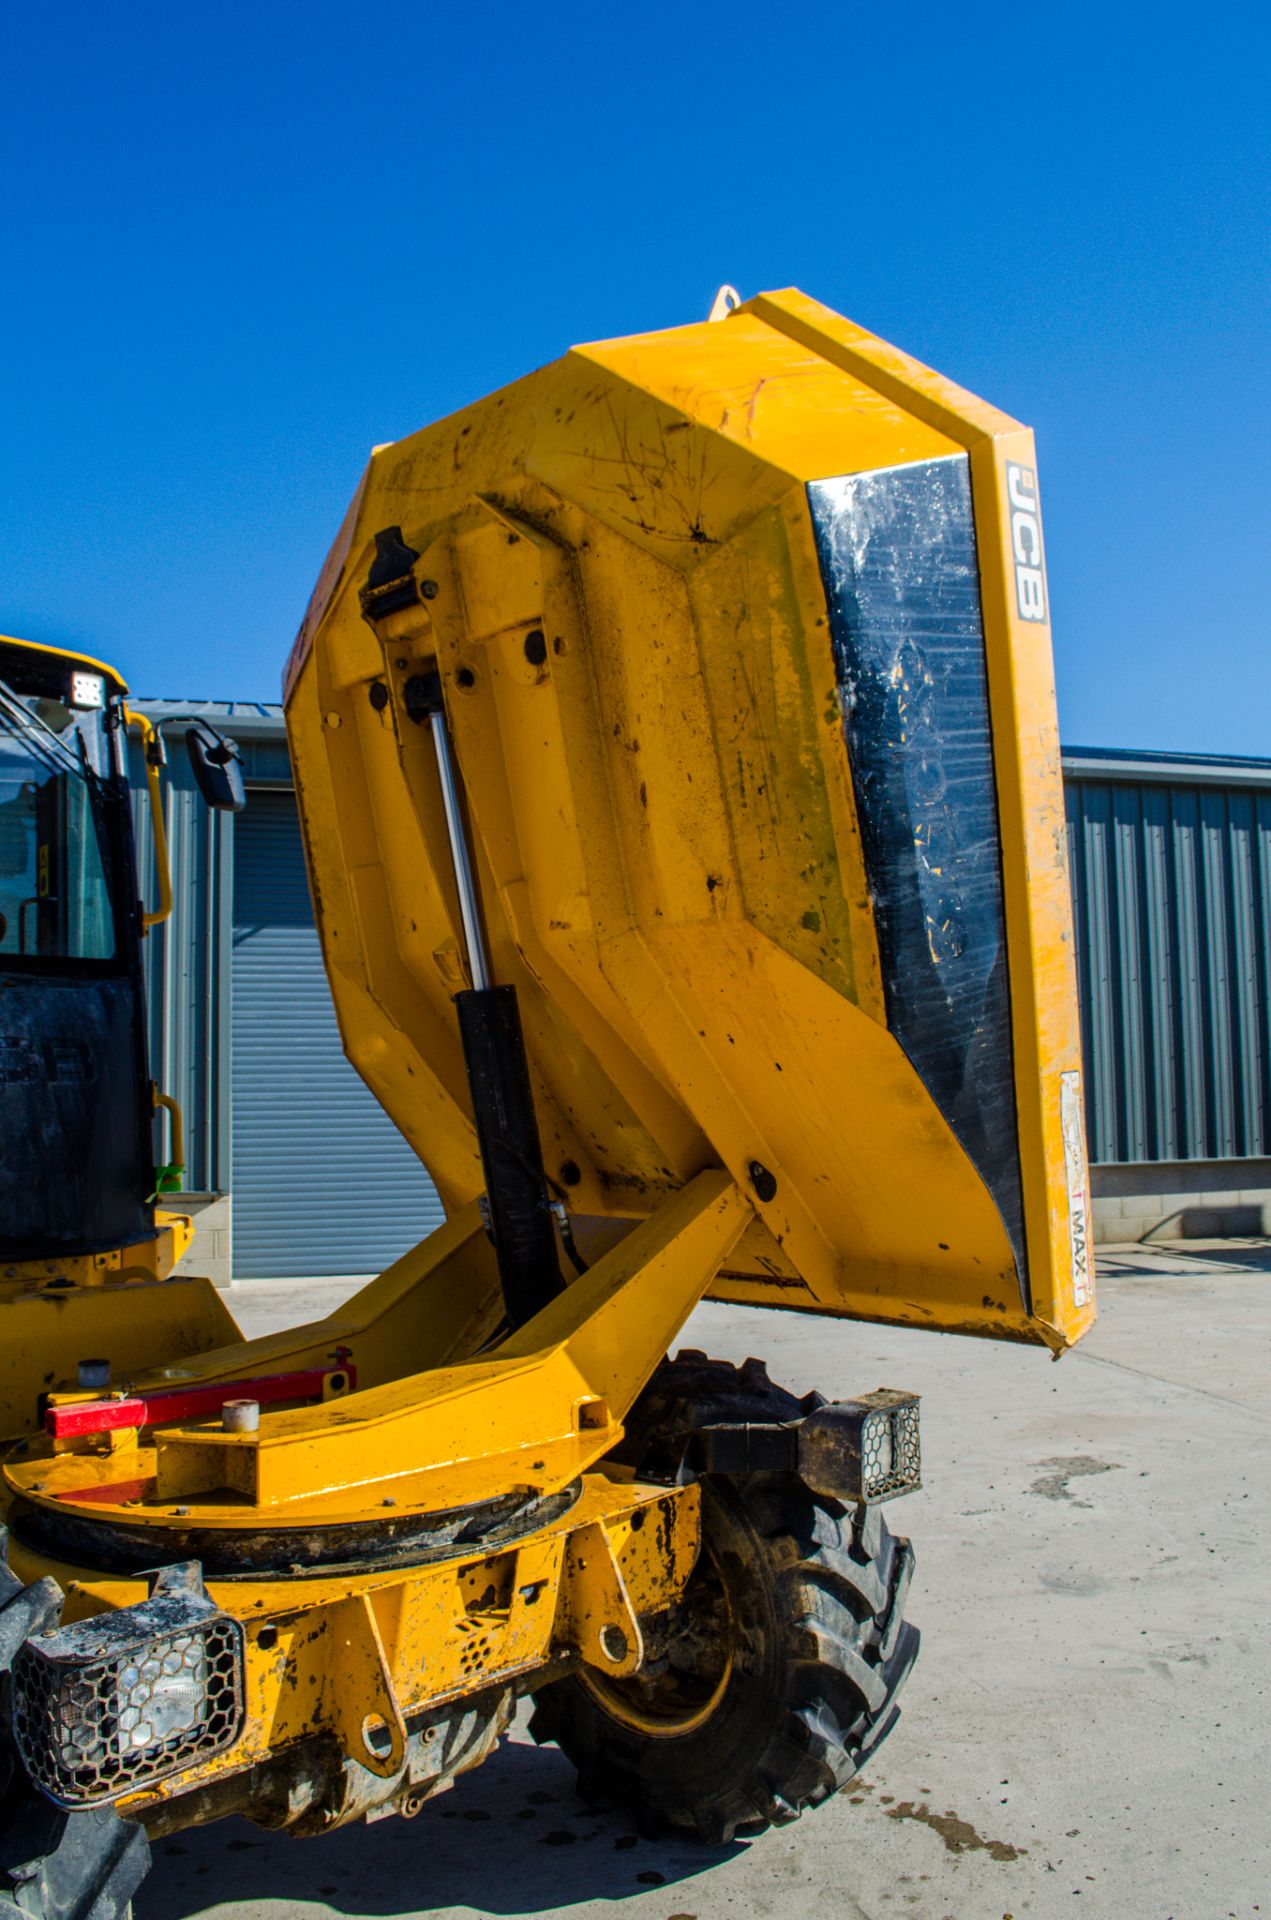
top-left (0, 974), bottom-right (152, 1260)
top-left (808, 455), bottom-right (1026, 1300)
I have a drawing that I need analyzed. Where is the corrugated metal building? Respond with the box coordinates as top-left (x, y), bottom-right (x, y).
top-left (130, 704), bottom-right (442, 1285)
top-left (131, 705), bottom-right (1271, 1282)
top-left (1064, 745), bottom-right (1271, 1243)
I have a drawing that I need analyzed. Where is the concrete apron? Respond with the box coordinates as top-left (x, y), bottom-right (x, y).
top-left (145, 1240), bottom-right (1270, 1920)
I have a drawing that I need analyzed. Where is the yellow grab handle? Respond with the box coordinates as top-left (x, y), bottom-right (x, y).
top-left (125, 709), bottom-right (173, 932)
top-left (151, 1086), bottom-right (186, 1197)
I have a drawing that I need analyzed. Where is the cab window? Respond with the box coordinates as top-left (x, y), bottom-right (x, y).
top-left (0, 687), bottom-right (116, 963)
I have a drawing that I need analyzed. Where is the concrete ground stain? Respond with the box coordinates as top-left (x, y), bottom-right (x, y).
top-left (1028, 1455), bottom-right (1121, 1501)
top-left (883, 1800), bottom-right (1026, 1862)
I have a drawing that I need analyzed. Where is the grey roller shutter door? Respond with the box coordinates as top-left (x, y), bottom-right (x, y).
top-left (230, 791), bottom-right (443, 1278)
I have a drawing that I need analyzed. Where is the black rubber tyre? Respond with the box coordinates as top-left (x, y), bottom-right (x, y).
top-left (530, 1353), bottom-right (919, 1844)
top-left (0, 1557), bottom-right (149, 1920)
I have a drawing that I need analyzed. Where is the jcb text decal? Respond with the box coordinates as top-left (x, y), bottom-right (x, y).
top-left (1005, 462), bottom-right (1047, 624)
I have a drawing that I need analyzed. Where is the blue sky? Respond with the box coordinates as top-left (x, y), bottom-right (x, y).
top-left (1, 2), bottom-right (1266, 754)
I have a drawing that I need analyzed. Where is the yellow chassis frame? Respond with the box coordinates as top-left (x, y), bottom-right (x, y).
top-left (5, 1172), bottom-right (749, 1822)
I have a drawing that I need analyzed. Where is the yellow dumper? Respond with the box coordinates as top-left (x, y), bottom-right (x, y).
top-left (0, 290), bottom-right (1092, 1916)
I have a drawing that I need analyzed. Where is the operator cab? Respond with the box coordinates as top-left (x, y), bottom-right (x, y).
top-left (0, 639), bottom-right (153, 1263)
top-left (0, 638), bottom-right (241, 1267)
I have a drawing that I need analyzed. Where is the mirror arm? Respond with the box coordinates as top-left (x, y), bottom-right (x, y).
top-left (125, 710), bottom-right (173, 933)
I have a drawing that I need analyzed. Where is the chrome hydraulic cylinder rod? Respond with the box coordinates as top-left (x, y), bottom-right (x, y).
top-left (429, 708), bottom-right (491, 993)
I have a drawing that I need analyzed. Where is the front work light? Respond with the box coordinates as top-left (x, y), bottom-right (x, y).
top-left (12, 1563), bottom-right (244, 1807)
top-left (798, 1390), bottom-right (922, 1504)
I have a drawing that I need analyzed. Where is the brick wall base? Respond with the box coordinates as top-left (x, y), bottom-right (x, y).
top-left (1092, 1160), bottom-right (1271, 1244)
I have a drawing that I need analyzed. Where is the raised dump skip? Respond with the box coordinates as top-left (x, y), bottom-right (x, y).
top-left (284, 289), bottom-right (1094, 1352)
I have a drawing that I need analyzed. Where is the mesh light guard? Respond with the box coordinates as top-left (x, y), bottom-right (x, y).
top-left (799, 1390), bottom-right (922, 1505)
top-left (12, 1563), bottom-right (243, 1807)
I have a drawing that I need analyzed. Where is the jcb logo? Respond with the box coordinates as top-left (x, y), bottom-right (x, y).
top-left (1006, 462), bottom-right (1047, 624)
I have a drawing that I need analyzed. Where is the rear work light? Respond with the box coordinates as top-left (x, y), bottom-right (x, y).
top-left (686, 1387), bottom-right (921, 1505)
top-left (12, 1563), bottom-right (244, 1807)
top-left (799, 1390), bottom-right (923, 1504)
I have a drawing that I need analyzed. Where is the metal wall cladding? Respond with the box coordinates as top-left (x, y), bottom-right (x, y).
top-left (129, 738), bottom-right (226, 1194)
top-left (229, 789), bottom-right (443, 1279)
top-left (1065, 758), bottom-right (1271, 1164)
top-left (131, 705), bottom-right (446, 1279)
top-left (129, 707), bottom-right (289, 1193)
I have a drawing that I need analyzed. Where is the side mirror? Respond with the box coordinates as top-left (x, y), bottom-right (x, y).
top-left (186, 724), bottom-right (246, 814)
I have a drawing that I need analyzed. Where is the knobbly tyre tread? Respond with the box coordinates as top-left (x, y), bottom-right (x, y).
top-left (0, 1551), bottom-right (149, 1920)
top-left (530, 1353), bottom-right (919, 1845)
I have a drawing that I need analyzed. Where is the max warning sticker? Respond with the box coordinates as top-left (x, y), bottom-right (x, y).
top-left (1060, 1068), bottom-right (1092, 1309)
